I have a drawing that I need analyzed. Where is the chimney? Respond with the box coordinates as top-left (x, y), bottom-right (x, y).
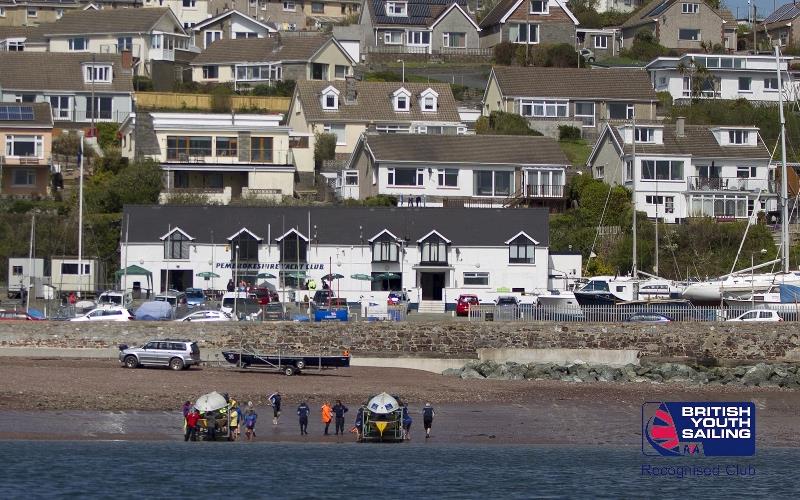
top-left (676, 116), bottom-right (685, 138)
top-left (121, 49), bottom-right (133, 70)
top-left (344, 75), bottom-right (357, 104)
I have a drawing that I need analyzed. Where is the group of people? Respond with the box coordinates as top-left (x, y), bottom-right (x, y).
top-left (227, 279), bottom-right (255, 293)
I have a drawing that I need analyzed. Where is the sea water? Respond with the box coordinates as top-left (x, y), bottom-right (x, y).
top-left (0, 442), bottom-right (797, 499)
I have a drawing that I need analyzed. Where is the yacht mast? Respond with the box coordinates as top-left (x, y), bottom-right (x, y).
top-left (632, 119), bottom-right (638, 278)
top-left (776, 45), bottom-right (790, 273)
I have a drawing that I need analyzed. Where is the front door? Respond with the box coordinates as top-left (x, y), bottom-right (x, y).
top-left (161, 270), bottom-right (193, 291)
top-left (420, 272), bottom-right (445, 301)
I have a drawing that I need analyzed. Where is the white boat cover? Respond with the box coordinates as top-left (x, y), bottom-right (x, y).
top-left (366, 392), bottom-right (399, 414)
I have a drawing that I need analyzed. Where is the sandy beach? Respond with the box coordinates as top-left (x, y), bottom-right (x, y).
top-left (0, 357), bottom-right (798, 446)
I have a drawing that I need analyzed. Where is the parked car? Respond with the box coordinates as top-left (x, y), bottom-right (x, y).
top-left (97, 290), bottom-right (133, 309)
top-left (185, 288), bottom-right (206, 308)
top-left (456, 294), bottom-right (479, 316)
top-left (312, 289), bottom-right (335, 307)
top-left (578, 48), bottom-right (595, 63)
top-left (70, 307), bottom-right (133, 322)
top-left (387, 291), bottom-right (410, 312)
top-left (0, 309), bottom-right (38, 321)
top-left (495, 296), bottom-right (521, 320)
top-left (154, 290), bottom-right (187, 308)
top-left (118, 339), bottom-right (201, 370)
top-left (254, 286), bottom-right (279, 305)
top-left (626, 313), bottom-right (672, 323)
top-left (176, 310), bottom-right (232, 322)
top-left (728, 309), bottom-right (783, 322)
top-left (262, 302), bottom-right (288, 321)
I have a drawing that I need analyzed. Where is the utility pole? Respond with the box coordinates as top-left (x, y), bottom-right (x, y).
top-left (632, 119), bottom-right (638, 279)
top-left (776, 44), bottom-right (790, 273)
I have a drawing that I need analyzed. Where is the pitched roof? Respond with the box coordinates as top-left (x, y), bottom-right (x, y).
top-left (763, 2), bottom-right (800, 25)
top-left (0, 52), bottom-right (134, 93)
top-left (622, 0), bottom-right (728, 30)
top-left (367, 0), bottom-right (470, 27)
top-left (124, 205), bottom-right (550, 246)
top-left (191, 34), bottom-right (336, 65)
top-left (608, 124), bottom-right (770, 159)
top-left (491, 66), bottom-right (658, 101)
top-left (0, 25), bottom-right (47, 44)
top-left (0, 102), bottom-right (53, 128)
top-left (41, 7), bottom-right (181, 36)
top-left (363, 134), bottom-right (569, 165)
top-left (192, 9), bottom-right (277, 32)
top-left (295, 80), bottom-right (462, 123)
top-left (479, 0), bottom-right (516, 28)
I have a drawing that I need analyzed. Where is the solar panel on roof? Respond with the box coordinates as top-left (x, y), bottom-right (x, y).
top-left (0, 105), bottom-right (35, 121)
top-left (645, 0), bottom-right (671, 18)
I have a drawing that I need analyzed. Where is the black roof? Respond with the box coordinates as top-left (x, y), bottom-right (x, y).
top-left (369, 0), bottom-right (468, 26)
top-left (124, 205), bottom-right (550, 246)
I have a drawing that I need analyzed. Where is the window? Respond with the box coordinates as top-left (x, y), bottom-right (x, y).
top-left (764, 77), bottom-right (779, 91)
top-left (323, 123), bottom-right (346, 145)
top-left (312, 2), bottom-right (324, 13)
top-left (117, 37), bottom-right (133, 51)
top-left (12, 169), bottom-right (36, 186)
top-left (463, 272), bottom-right (489, 286)
top-left (388, 168), bottom-right (424, 186)
top-left (729, 130), bottom-right (749, 144)
top-left (690, 194), bottom-right (748, 218)
top-left (625, 160), bottom-right (633, 181)
top-left (279, 232), bottom-right (308, 263)
top-left (593, 35), bottom-right (608, 49)
top-left (509, 23), bottom-right (539, 44)
top-left (12, 266), bottom-right (22, 276)
top-left (345, 172), bottom-right (358, 186)
top-left (393, 89), bottom-right (411, 111)
top-left (409, 31), bottom-right (431, 45)
top-left (679, 29), bottom-right (701, 41)
top-left (183, 0), bottom-right (196, 6)
top-left (311, 63), bottom-right (329, 80)
top-left (529, 0), bottom-right (548, 13)
top-left (681, 2), bottom-right (699, 13)
top-left (15, 95), bottom-right (35, 103)
top-left (0, 7), bottom-right (5, 17)
top-left (167, 136), bottom-right (212, 159)
top-left (231, 233), bottom-right (259, 261)
top-left (474, 170), bottom-right (512, 196)
top-left (372, 239), bottom-right (398, 262)
top-left (334, 65), bottom-right (349, 79)
top-left (27, 7), bottom-right (36, 17)
top-left (697, 165), bottom-right (721, 178)
top-left (251, 137), bottom-right (273, 162)
top-left (87, 97), bottom-right (112, 120)
top-left (61, 263), bottom-right (90, 275)
top-left (520, 99), bottom-right (567, 118)
top-left (608, 102), bottom-right (635, 120)
top-left (234, 32), bottom-right (257, 39)
top-left (216, 137), bottom-right (237, 157)
top-left (376, 124), bottom-right (409, 133)
top-left (437, 168), bottom-right (458, 187)
top-left (508, 236), bottom-right (535, 264)
top-left (420, 96), bottom-right (436, 111)
top-left (420, 236), bottom-right (447, 264)
top-left (204, 31), bottom-right (221, 48)
top-left (384, 31), bottom-right (403, 45)
top-left (283, 0), bottom-right (296, 11)
top-left (236, 64), bottom-right (282, 82)
top-left (49, 96), bottom-right (71, 120)
top-left (5, 135), bottom-right (43, 158)
top-left (736, 166), bottom-right (757, 178)
top-left (641, 160), bottom-right (684, 181)
top-left (634, 127), bottom-right (655, 143)
top-left (68, 38), bottom-right (87, 51)
top-left (738, 77), bottom-right (752, 92)
top-left (164, 232), bottom-right (190, 260)
top-left (6, 39), bottom-right (24, 51)
top-left (84, 65), bottom-right (111, 83)
top-left (321, 87), bottom-right (340, 109)
top-left (386, 1), bottom-right (407, 16)
top-left (442, 32), bottom-right (466, 48)
top-left (202, 65), bottom-right (219, 79)
top-left (574, 101), bottom-right (594, 127)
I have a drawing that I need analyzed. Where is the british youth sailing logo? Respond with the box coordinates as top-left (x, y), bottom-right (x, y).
top-left (642, 402), bottom-right (755, 457)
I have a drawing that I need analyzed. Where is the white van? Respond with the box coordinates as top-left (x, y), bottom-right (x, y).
top-left (220, 292), bottom-right (259, 319)
top-left (98, 290), bottom-right (133, 309)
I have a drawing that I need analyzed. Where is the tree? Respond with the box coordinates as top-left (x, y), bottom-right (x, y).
top-left (84, 160), bottom-right (163, 213)
top-left (314, 132), bottom-right (337, 170)
top-left (475, 111), bottom-right (542, 136)
top-left (622, 30), bottom-right (668, 61)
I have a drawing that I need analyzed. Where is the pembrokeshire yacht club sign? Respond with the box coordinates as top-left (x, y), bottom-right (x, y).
top-left (215, 263), bottom-right (326, 271)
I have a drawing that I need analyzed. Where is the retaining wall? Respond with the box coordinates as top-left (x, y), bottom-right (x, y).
top-left (1, 322), bottom-right (800, 363)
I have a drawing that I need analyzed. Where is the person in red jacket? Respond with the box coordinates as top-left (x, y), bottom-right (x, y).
top-left (185, 409), bottom-right (200, 441)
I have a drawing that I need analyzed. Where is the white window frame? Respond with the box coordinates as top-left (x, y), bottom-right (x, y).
top-left (27, 7), bottom-right (37, 17)
top-left (728, 130), bottom-right (749, 145)
top-left (183, 0), bottom-right (197, 7)
top-left (385, 1), bottom-right (407, 16)
top-left (422, 96), bottom-right (436, 112)
top-left (593, 35), bottom-right (608, 49)
top-left (5, 135), bottom-right (44, 159)
top-left (283, 0), bottom-right (296, 11)
top-left (0, 7), bottom-right (5, 17)
top-left (408, 31), bottom-right (431, 46)
top-left (634, 127), bottom-right (655, 143)
top-left (376, 124), bottom-right (410, 133)
top-left (202, 65), bottom-right (219, 80)
top-left (344, 171), bottom-right (358, 186)
top-left (681, 3), bottom-right (699, 14)
top-left (437, 168), bottom-right (458, 188)
top-left (204, 30), bottom-right (222, 48)
top-left (678, 29), bottom-right (701, 41)
top-left (510, 23), bottom-right (539, 44)
top-left (529, 0), bottom-right (548, 14)
top-left (56, 8), bottom-right (64, 19)
top-left (641, 160), bottom-right (684, 181)
top-left (387, 167), bottom-right (425, 187)
top-left (68, 37), bottom-right (88, 51)
top-left (442, 32), bottom-right (467, 48)
top-left (84, 65), bottom-right (112, 84)
top-left (574, 101), bottom-right (595, 127)
top-left (764, 77), bottom-right (779, 91)
top-left (520, 99), bottom-right (568, 118)
top-left (334, 65), bottom-right (349, 80)
top-left (383, 31), bottom-right (403, 45)
top-left (49, 95), bottom-right (72, 120)
top-left (321, 88), bottom-right (339, 110)
top-left (463, 272), bottom-right (489, 287)
top-left (393, 89), bottom-right (411, 112)
top-left (738, 77), bottom-right (752, 92)
top-left (323, 123), bottom-right (346, 146)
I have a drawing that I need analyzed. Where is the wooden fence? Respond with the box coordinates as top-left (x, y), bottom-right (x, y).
top-left (134, 92), bottom-right (291, 113)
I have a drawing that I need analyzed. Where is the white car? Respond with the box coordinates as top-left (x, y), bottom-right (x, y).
top-left (70, 307), bottom-right (133, 322)
top-left (728, 309), bottom-right (783, 322)
top-left (176, 310), bottom-right (232, 322)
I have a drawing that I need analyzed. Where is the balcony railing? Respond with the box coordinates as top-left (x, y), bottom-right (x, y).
top-left (2, 155), bottom-right (51, 166)
top-left (523, 184), bottom-right (565, 198)
top-left (687, 176), bottom-right (775, 193)
top-left (164, 149), bottom-right (293, 165)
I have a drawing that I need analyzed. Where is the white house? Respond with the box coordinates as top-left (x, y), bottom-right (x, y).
top-left (120, 205), bottom-right (569, 311)
top-left (344, 133), bottom-right (571, 210)
top-left (648, 53), bottom-right (798, 103)
top-left (587, 118), bottom-right (777, 223)
top-left (191, 9), bottom-right (277, 49)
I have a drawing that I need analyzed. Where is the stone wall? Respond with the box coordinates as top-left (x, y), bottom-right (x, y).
top-left (2, 322), bottom-right (800, 363)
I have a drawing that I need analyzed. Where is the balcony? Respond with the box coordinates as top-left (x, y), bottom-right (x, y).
top-left (241, 187), bottom-right (283, 201)
top-left (1, 155), bottom-right (51, 166)
top-left (687, 176), bottom-right (775, 193)
top-left (164, 149), bottom-right (293, 165)
top-left (523, 184), bottom-right (565, 198)
top-left (159, 187), bottom-right (231, 205)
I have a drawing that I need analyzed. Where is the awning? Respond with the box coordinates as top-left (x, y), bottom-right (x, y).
top-left (115, 264), bottom-right (152, 278)
top-left (411, 265), bottom-right (455, 270)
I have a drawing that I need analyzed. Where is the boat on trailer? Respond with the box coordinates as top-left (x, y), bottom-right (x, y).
top-left (357, 392), bottom-right (404, 443)
top-left (222, 350), bottom-right (350, 376)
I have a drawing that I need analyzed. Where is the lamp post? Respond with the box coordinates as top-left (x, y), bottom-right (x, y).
top-left (397, 59), bottom-right (405, 83)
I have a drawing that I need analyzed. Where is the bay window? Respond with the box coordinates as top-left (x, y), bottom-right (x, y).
top-left (641, 160), bottom-right (684, 181)
top-left (519, 99), bottom-right (567, 118)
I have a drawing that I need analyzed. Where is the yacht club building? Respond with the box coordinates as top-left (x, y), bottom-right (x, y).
top-left (121, 205), bottom-right (579, 310)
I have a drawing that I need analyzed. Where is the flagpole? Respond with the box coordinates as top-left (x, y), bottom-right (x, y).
top-left (78, 131), bottom-right (85, 297)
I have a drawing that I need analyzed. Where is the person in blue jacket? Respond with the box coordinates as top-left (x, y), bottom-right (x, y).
top-left (332, 400), bottom-right (349, 436)
top-left (297, 401), bottom-right (310, 435)
top-left (353, 406), bottom-right (364, 440)
top-left (402, 403), bottom-right (413, 441)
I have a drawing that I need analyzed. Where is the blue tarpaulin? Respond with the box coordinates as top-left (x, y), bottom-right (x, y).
top-left (134, 301), bottom-right (174, 321)
top-left (779, 284), bottom-right (800, 303)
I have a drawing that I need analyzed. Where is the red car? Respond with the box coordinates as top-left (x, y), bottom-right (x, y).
top-left (456, 294), bottom-right (479, 316)
top-left (254, 287), bottom-right (279, 305)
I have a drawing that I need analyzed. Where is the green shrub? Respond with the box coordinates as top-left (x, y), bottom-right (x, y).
top-left (251, 80), bottom-right (296, 97)
top-left (314, 132), bottom-right (337, 169)
top-left (133, 76), bottom-right (154, 91)
top-left (493, 41), bottom-right (516, 66)
top-left (210, 85), bottom-right (233, 112)
top-left (96, 122), bottom-right (120, 151)
top-left (476, 111), bottom-right (542, 136)
top-left (558, 125), bottom-right (581, 141)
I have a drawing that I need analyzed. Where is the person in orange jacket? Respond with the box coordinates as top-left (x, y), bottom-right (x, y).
top-left (321, 401), bottom-right (333, 435)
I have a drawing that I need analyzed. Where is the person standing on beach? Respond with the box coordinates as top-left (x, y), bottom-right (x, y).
top-left (321, 402), bottom-right (333, 435)
top-left (352, 405), bottom-right (364, 441)
top-left (333, 400), bottom-right (348, 436)
top-left (402, 403), bottom-right (413, 441)
top-left (229, 401), bottom-right (240, 441)
top-left (297, 401), bottom-right (310, 435)
top-left (185, 409), bottom-right (200, 441)
top-left (268, 392), bottom-right (282, 425)
top-left (244, 403), bottom-right (258, 441)
top-left (422, 403), bottom-right (435, 439)
top-left (181, 400), bottom-right (192, 432)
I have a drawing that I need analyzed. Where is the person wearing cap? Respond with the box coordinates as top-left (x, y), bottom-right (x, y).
top-left (297, 401), bottom-right (311, 435)
top-left (244, 403), bottom-right (258, 441)
top-left (422, 403), bottom-right (435, 439)
top-left (332, 400), bottom-right (348, 436)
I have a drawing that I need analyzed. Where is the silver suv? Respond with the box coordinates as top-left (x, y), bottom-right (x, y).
top-left (118, 339), bottom-right (201, 370)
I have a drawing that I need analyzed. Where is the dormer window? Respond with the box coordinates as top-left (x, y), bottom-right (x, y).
top-left (84, 64), bottom-right (112, 83)
top-left (393, 87), bottom-right (411, 112)
top-left (634, 127), bottom-right (655, 143)
top-left (506, 232), bottom-right (538, 264)
top-left (418, 230), bottom-right (450, 265)
top-left (321, 85), bottom-right (340, 110)
top-left (529, 0), bottom-right (548, 14)
top-left (370, 230), bottom-right (400, 263)
top-left (386, 1), bottom-right (407, 16)
top-left (729, 130), bottom-right (749, 145)
top-left (419, 88), bottom-right (438, 112)
top-left (161, 228), bottom-right (194, 260)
